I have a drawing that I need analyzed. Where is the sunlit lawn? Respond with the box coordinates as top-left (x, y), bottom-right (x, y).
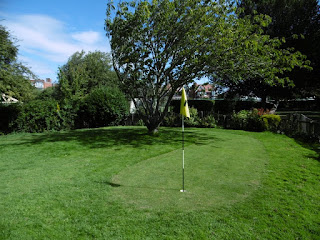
top-left (0, 127), bottom-right (319, 239)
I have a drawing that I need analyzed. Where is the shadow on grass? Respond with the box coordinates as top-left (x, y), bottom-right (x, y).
top-left (0, 127), bottom-right (221, 150)
top-left (96, 181), bottom-right (121, 188)
top-left (96, 180), bottom-right (178, 192)
top-left (294, 139), bottom-right (320, 162)
top-left (308, 146), bottom-right (320, 162)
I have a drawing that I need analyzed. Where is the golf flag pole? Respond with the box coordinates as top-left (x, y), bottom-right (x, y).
top-left (180, 87), bottom-right (190, 192)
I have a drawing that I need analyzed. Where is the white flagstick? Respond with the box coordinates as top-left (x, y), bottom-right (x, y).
top-left (180, 115), bottom-right (185, 192)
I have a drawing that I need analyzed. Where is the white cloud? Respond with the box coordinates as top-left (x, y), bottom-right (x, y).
top-left (0, 13), bottom-right (110, 80)
top-left (19, 56), bottom-right (56, 77)
top-left (72, 31), bottom-right (101, 45)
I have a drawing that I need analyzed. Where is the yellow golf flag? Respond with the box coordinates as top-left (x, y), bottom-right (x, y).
top-left (180, 87), bottom-right (190, 118)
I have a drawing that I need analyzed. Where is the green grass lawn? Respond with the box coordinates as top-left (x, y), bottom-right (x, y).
top-left (0, 127), bottom-right (319, 239)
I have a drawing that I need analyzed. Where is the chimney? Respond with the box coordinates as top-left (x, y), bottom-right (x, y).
top-left (46, 78), bottom-right (52, 83)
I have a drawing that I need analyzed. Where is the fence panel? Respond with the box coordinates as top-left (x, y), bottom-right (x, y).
top-left (279, 113), bottom-right (320, 140)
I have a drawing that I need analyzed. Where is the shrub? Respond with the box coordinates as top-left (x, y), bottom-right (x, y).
top-left (15, 100), bottom-right (63, 132)
top-left (57, 101), bottom-right (80, 130)
top-left (76, 87), bottom-right (129, 128)
top-left (136, 119), bottom-right (145, 126)
top-left (0, 103), bottom-right (22, 134)
top-left (231, 109), bottom-right (264, 131)
top-left (231, 108), bottom-right (282, 132)
top-left (163, 107), bottom-right (216, 128)
top-left (247, 109), bottom-right (265, 131)
top-left (261, 114), bottom-right (281, 132)
top-left (231, 110), bottom-right (250, 130)
top-left (198, 115), bottom-right (216, 128)
top-left (256, 108), bottom-right (270, 116)
top-left (163, 111), bottom-right (179, 127)
top-left (184, 107), bottom-right (200, 127)
top-left (36, 86), bottom-right (61, 101)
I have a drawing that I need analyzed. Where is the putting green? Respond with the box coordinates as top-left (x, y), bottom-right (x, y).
top-left (111, 130), bottom-right (268, 211)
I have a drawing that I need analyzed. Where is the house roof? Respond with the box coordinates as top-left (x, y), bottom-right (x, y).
top-left (194, 83), bottom-right (214, 92)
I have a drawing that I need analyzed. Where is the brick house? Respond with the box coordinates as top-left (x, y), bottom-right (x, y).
top-left (30, 78), bottom-right (54, 90)
top-left (188, 83), bottom-right (216, 99)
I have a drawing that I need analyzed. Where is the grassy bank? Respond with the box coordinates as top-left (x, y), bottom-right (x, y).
top-left (0, 127), bottom-right (319, 239)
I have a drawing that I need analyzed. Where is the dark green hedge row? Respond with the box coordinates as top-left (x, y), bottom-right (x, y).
top-left (1, 100), bottom-right (71, 133)
top-left (215, 100), bottom-right (275, 114)
top-left (170, 99), bottom-right (274, 114)
top-left (0, 103), bottom-right (21, 134)
top-left (0, 87), bottom-right (129, 134)
top-left (277, 100), bottom-right (320, 111)
top-left (170, 100), bottom-right (215, 113)
top-left (171, 99), bottom-right (320, 113)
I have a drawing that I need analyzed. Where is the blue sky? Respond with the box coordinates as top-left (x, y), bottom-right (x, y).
top-left (0, 0), bottom-right (110, 82)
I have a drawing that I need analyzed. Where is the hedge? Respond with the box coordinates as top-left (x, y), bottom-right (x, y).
top-left (170, 99), bottom-right (215, 113)
top-left (170, 99), bottom-right (275, 114)
top-left (75, 87), bottom-right (129, 128)
top-left (14, 100), bottom-right (63, 132)
top-left (0, 103), bottom-right (22, 134)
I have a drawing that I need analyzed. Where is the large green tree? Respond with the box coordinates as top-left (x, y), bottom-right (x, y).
top-left (236, 0), bottom-right (320, 100)
top-left (58, 50), bottom-right (118, 102)
top-left (57, 50), bottom-right (127, 129)
top-left (105, 0), bottom-right (309, 133)
top-left (0, 25), bottom-right (36, 102)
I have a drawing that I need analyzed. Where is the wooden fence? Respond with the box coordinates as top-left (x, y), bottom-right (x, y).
top-left (279, 113), bottom-right (320, 140)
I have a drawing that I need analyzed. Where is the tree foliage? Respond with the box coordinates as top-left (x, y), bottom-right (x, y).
top-left (0, 24), bottom-right (36, 102)
top-left (105, 0), bottom-right (309, 133)
top-left (236, 0), bottom-right (320, 99)
top-left (76, 86), bottom-right (129, 129)
top-left (14, 99), bottom-right (62, 133)
top-left (56, 50), bottom-right (128, 131)
top-left (58, 50), bottom-right (118, 102)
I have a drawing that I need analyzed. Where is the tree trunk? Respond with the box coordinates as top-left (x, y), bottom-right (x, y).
top-left (261, 95), bottom-right (267, 109)
top-left (146, 122), bottom-right (160, 135)
top-left (269, 101), bottom-right (279, 114)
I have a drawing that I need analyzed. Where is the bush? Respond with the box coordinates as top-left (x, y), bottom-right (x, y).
top-left (76, 87), bottom-right (129, 128)
top-left (163, 108), bottom-right (216, 128)
top-left (198, 115), bottom-right (216, 128)
top-left (231, 110), bottom-right (248, 129)
top-left (58, 101), bottom-right (80, 130)
top-left (15, 100), bottom-right (63, 132)
top-left (36, 86), bottom-right (61, 101)
top-left (136, 119), bottom-right (145, 126)
top-left (0, 103), bottom-right (22, 134)
top-left (261, 114), bottom-right (281, 132)
top-left (163, 110), bottom-right (179, 127)
top-left (231, 109), bottom-right (264, 131)
top-left (184, 107), bottom-right (200, 127)
top-left (231, 109), bottom-right (282, 132)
